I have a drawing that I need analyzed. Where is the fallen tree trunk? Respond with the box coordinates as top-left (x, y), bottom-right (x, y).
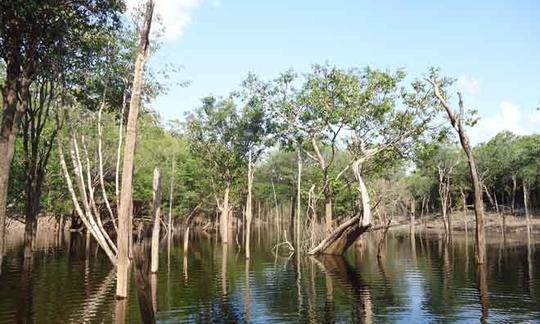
top-left (308, 215), bottom-right (370, 255)
top-left (309, 159), bottom-right (372, 255)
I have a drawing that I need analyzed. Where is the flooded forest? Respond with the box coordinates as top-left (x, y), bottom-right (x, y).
top-left (1, 0), bottom-right (540, 323)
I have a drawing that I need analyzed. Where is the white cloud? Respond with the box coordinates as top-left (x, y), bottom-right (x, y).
top-left (457, 75), bottom-right (480, 95)
top-left (125, 0), bottom-right (203, 41)
top-left (469, 101), bottom-right (525, 144)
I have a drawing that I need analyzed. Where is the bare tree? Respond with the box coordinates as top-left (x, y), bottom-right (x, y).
top-left (116, 0), bottom-right (155, 298)
top-left (427, 76), bottom-right (486, 264)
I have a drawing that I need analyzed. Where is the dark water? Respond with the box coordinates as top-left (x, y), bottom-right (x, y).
top-left (1, 230), bottom-right (539, 323)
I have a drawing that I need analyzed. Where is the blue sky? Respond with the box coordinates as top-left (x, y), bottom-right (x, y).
top-left (136, 0), bottom-right (540, 144)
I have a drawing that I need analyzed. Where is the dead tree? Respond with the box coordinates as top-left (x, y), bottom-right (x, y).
top-left (427, 78), bottom-right (486, 264)
top-left (116, 0), bottom-right (155, 298)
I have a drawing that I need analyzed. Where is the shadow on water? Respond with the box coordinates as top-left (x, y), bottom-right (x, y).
top-left (1, 229), bottom-right (540, 322)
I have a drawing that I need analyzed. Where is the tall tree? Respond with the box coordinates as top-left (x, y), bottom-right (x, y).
top-left (0, 0), bottom-right (123, 260)
top-left (116, 0), bottom-right (155, 299)
top-left (426, 69), bottom-right (487, 264)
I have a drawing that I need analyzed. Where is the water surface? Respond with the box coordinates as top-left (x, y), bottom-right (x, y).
top-left (1, 230), bottom-right (539, 323)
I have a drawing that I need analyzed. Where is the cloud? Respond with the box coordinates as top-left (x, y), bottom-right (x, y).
top-left (457, 75), bottom-right (480, 95)
top-left (470, 101), bottom-right (540, 143)
top-left (125, 0), bottom-right (203, 41)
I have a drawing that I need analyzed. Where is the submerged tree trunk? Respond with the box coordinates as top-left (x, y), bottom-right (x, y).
top-left (116, 0), bottom-right (155, 298)
top-left (151, 168), bottom-right (161, 273)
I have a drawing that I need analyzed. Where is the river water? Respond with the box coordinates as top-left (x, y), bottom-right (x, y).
top-left (0, 230), bottom-right (539, 323)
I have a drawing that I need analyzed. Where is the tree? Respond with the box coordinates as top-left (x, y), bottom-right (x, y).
top-left (309, 67), bottom-right (436, 255)
top-left (425, 69), bottom-right (487, 264)
top-left (117, 0), bottom-right (155, 299)
top-left (0, 0), bottom-right (123, 262)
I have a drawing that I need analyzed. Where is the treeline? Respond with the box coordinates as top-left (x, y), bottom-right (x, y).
top-left (1, 1), bottom-right (539, 266)
top-left (5, 65), bottom-right (538, 237)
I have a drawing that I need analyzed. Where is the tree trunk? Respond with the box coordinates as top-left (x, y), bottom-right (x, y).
top-left (116, 0), bottom-right (155, 298)
top-left (429, 83), bottom-right (486, 264)
top-left (0, 65), bottom-right (21, 262)
top-left (245, 151), bottom-right (254, 259)
top-left (167, 156), bottom-right (175, 256)
top-left (183, 226), bottom-right (190, 254)
top-left (308, 159), bottom-right (371, 255)
top-left (511, 175), bottom-right (517, 215)
top-left (220, 182), bottom-right (230, 244)
top-left (296, 149), bottom-right (302, 251)
top-left (524, 182), bottom-right (530, 229)
top-left (151, 168), bottom-right (161, 273)
top-left (464, 145), bottom-right (486, 264)
top-left (409, 197), bottom-right (416, 235)
top-left (324, 185), bottom-right (333, 233)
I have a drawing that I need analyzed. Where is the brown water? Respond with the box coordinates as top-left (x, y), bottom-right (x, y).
top-left (0, 230), bottom-right (539, 323)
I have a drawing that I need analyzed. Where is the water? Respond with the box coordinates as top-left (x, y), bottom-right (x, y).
top-left (1, 230), bottom-right (539, 323)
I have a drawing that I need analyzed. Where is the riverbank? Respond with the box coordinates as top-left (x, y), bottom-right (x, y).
top-left (391, 212), bottom-right (540, 235)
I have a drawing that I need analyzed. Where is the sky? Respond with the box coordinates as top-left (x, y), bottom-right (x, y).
top-left (128, 0), bottom-right (540, 144)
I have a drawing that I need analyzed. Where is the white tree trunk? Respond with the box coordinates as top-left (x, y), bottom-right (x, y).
top-left (151, 168), bottom-right (161, 273)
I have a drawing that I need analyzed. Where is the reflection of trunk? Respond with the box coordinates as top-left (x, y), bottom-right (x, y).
top-left (313, 256), bottom-right (373, 324)
top-left (377, 219), bottom-right (391, 258)
top-left (16, 258), bottom-right (34, 323)
top-left (477, 263), bottom-right (489, 322)
top-left (221, 243), bottom-right (228, 296)
top-left (151, 168), bottom-right (161, 273)
top-left (133, 244), bottom-right (155, 324)
top-left (114, 299), bottom-right (128, 324)
top-left (69, 269), bottom-right (115, 323)
top-left (308, 160), bottom-right (371, 255)
top-left (245, 151), bottom-right (254, 259)
top-left (117, 0), bottom-right (155, 298)
top-left (244, 259), bottom-right (251, 322)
